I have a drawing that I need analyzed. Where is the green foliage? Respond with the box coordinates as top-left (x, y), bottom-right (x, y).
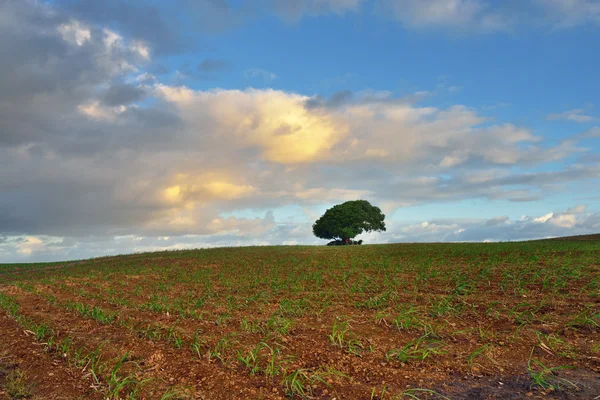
top-left (1, 239), bottom-right (598, 398)
top-left (527, 348), bottom-right (578, 390)
top-left (4, 370), bottom-right (33, 399)
top-left (312, 200), bottom-right (386, 241)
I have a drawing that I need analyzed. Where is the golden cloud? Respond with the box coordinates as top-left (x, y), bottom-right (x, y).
top-left (162, 176), bottom-right (257, 205)
top-left (156, 86), bottom-right (348, 164)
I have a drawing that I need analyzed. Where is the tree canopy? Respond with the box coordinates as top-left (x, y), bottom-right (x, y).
top-left (312, 200), bottom-right (386, 242)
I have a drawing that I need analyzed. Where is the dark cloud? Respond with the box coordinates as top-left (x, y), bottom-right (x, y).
top-left (0, 0), bottom-right (147, 147)
top-left (485, 216), bottom-right (509, 226)
top-left (101, 84), bottom-right (148, 106)
top-left (270, 0), bottom-right (363, 22)
top-left (121, 107), bottom-right (183, 129)
top-left (0, 0), bottom-right (598, 263)
top-left (198, 59), bottom-right (228, 72)
top-left (58, 0), bottom-right (188, 54)
top-left (305, 90), bottom-right (353, 109)
top-left (304, 89), bottom-right (429, 110)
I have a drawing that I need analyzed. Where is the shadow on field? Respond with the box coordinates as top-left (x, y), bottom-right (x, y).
top-left (444, 370), bottom-right (600, 399)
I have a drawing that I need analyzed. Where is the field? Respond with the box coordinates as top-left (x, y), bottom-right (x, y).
top-left (0, 239), bottom-right (599, 399)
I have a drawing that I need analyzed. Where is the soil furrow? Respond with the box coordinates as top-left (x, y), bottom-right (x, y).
top-left (0, 310), bottom-right (102, 400)
top-left (1, 286), bottom-right (282, 399)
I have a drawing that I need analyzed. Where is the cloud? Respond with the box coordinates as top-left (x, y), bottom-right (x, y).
top-left (7, 203), bottom-right (597, 262)
top-left (0, 11), bottom-right (591, 239)
top-left (537, 0), bottom-right (600, 28)
top-left (377, 0), bottom-right (513, 32)
top-left (547, 109), bottom-right (595, 123)
top-left (58, 0), bottom-right (184, 54)
top-left (53, 0), bottom-right (600, 47)
top-left (57, 0), bottom-right (364, 53)
top-left (198, 59), bottom-right (228, 72)
top-left (533, 212), bottom-right (553, 223)
top-left (0, 0), bottom-right (151, 148)
top-left (244, 68), bottom-right (278, 82)
top-left (304, 89), bottom-right (432, 110)
top-left (1, 0), bottom-right (599, 263)
top-left (377, 0), bottom-right (600, 32)
top-left (3, 69), bottom-right (591, 241)
top-left (579, 127), bottom-right (600, 138)
top-left (566, 204), bottom-right (586, 214)
top-left (154, 85), bottom-right (347, 164)
top-left (271, 0), bottom-right (365, 21)
top-left (305, 90), bottom-right (354, 109)
top-left (381, 205), bottom-right (600, 243)
top-left (101, 83), bottom-right (148, 106)
top-left (485, 215), bottom-right (509, 226)
top-left (57, 20), bottom-right (92, 46)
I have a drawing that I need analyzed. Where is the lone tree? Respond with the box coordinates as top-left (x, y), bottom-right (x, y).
top-left (313, 200), bottom-right (386, 244)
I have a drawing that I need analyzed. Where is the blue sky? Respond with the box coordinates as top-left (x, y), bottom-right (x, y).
top-left (1, 0), bottom-right (599, 262)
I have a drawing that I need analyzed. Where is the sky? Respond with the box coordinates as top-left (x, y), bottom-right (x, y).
top-left (1, 0), bottom-right (600, 262)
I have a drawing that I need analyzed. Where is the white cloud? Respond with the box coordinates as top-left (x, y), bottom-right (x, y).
top-left (2, 66), bottom-right (592, 243)
top-left (244, 68), bottom-right (278, 82)
top-left (3, 203), bottom-right (599, 262)
top-left (533, 212), bottom-right (553, 223)
top-left (17, 236), bottom-right (44, 255)
top-left (103, 28), bottom-right (122, 49)
top-left (382, 205), bottom-right (600, 243)
top-left (378, 0), bottom-right (512, 31)
top-left (580, 127), bottom-right (600, 138)
top-left (537, 0), bottom-right (600, 28)
top-left (566, 204), bottom-right (586, 214)
top-left (547, 109), bottom-right (595, 123)
top-left (130, 40), bottom-right (151, 60)
top-left (54, 0), bottom-right (600, 41)
top-left (58, 20), bottom-right (91, 46)
top-left (440, 155), bottom-right (467, 167)
top-left (378, 0), bottom-right (600, 32)
top-left (136, 73), bottom-right (157, 83)
top-left (155, 85), bottom-right (347, 164)
top-left (549, 213), bottom-right (577, 228)
top-left (1, 0), bottom-right (599, 263)
top-left (78, 101), bottom-right (127, 121)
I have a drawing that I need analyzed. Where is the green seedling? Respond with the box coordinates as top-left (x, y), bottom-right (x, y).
top-left (399, 388), bottom-right (451, 399)
top-left (386, 335), bottom-right (445, 363)
top-left (467, 343), bottom-right (493, 367)
top-left (527, 348), bottom-right (578, 390)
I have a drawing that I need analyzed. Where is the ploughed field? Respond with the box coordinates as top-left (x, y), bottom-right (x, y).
top-left (0, 240), bottom-right (599, 399)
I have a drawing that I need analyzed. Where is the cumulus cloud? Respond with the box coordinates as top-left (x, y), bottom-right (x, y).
top-left (378, 205), bottom-right (600, 243)
top-left (485, 216), bottom-right (509, 226)
top-left (0, 0), bottom-right (599, 262)
top-left (3, 204), bottom-right (599, 262)
top-left (53, 0), bottom-right (600, 45)
top-left (101, 83), bottom-right (148, 106)
top-left (0, 0), bottom-right (593, 236)
top-left (58, 0), bottom-right (184, 53)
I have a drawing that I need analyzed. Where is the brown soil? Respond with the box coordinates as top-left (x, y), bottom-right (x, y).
top-left (0, 243), bottom-right (598, 399)
top-left (0, 310), bottom-right (102, 400)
